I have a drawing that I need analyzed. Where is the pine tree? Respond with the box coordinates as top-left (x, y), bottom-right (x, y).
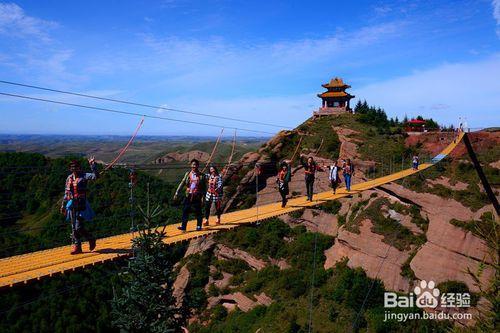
top-left (361, 100), bottom-right (369, 114)
top-left (112, 184), bottom-right (182, 332)
top-left (354, 100), bottom-right (363, 114)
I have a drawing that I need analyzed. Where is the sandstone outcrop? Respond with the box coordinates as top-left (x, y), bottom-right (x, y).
top-left (207, 292), bottom-right (273, 312)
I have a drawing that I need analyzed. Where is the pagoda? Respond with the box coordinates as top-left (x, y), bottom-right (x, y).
top-left (313, 77), bottom-right (355, 117)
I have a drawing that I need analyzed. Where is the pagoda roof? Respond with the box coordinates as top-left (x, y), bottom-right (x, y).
top-left (322, 77), bottom-right (351, 89)
top-left (317, 91), bottom-right (355, 98)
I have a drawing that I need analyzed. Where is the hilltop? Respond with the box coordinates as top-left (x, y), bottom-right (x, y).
top-left (174, 112), bottom-right (498, 330)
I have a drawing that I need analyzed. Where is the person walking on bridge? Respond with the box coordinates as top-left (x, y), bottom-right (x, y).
top-left (328, 160), bottom-right (342, 194)
top-left (296, 155), bottom-right (324, 201)
top-left (412, 155), bottom-right (419, 170)
top-left (342, 159), bottom-right (354, 192)
top-left (277, 160), bottom-right (292, 207)
top-left (204, 165), bottom-right (223, 226)
top-left (175, 159), bottom-right (206, 232)
top-left (61, 157), bottom-right (98, 255)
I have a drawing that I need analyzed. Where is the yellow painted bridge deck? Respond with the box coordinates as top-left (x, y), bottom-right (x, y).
top-left (0, 133), bottom-right (464, 288)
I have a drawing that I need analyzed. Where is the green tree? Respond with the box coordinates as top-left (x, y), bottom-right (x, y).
top-left (112, 190), bottom-right (182, 332)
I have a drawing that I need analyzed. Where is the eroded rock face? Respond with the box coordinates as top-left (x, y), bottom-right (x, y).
top-left (411, 243), bottom-right (494, 293)
top-left (324, 218), bottom-right (411, 292)
top-left (207, 292), bottom-right (273, 312)
top-left (205, 266), bottom-right (233, 292)
top-left (381, 183), bottom-right (494, 262)
top-left (317, 179), bottom-right (495, 296)
top-left (214, 244), bottom-right (268, 270)
top-left (378, 184), bottom-right (496, 292)
top-left (426, 176), bottom-right (468, 191)
top-left (155, 150), bottom-right (210, 164)
top-left (405, 130), bottom-right (500, 159)
top-left (383, 206), bottom-right (422, 235)
top-left (280, 208), bottom-right (339, 237)
top-left (173, 265), bottom-right (190, 307)
top-left (184, 235), bottom-right (216, 257)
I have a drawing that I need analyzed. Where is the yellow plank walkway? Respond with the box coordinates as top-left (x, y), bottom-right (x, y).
top-left (0, 133), bottom-right (464, 288)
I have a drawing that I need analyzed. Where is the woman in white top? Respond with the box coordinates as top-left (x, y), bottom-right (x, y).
top-left (328, 160), bottom-right (342, 194)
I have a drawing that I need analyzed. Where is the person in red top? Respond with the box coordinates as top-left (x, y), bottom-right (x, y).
top-left (296, 155), bottom-right (324, 201)
top-left (174, 159), bottom-right (207, 231)
top-left (61, 157), bottom-right (99, 255)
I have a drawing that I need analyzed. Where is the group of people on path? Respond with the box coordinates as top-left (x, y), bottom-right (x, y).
top-left (60, 151), bottom-right (425, 254)
top-left (276, 155), bottom-right (355, 208)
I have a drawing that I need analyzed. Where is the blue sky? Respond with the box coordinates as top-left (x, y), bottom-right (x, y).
top-left (0, 0), bottom-right (499, 137)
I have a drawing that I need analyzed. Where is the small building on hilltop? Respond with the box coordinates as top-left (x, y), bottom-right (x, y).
top-left (404, 119), bottom-right (427, 133)
top-left (313, 77), bottom-right (355, 118)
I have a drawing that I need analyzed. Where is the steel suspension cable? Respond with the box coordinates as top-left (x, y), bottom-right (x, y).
top-left (0, 80), bottom-right (291, 129)
top-left (0, 92), bottom-right (277, 135)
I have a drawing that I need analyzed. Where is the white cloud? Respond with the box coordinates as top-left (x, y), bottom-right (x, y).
top-left (0, 3), bottom-right (77, 85)
top-left (133, 21), bottom-right (403, 93)
top-left (0, 2), bottom-right (57, 41)
top-left (493, 0), bottom-right (500, 37)
top-left (354, 54), bottom-right (500, 127)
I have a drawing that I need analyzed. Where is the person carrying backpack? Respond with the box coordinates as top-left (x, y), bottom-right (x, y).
top-left (60, 157), bottom-right (99, 255)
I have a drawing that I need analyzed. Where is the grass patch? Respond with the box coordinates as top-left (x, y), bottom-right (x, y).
top-left (350, 198), bottom-right (425, 251)
top-left (338, 214), bottom-right (347, 227)
top-left (288, 208), bottom-right (304, 219)
top-left (344, 199), bottom-right (370, 233)
top-left (436, 281), bottom-right (479, 307)
top-left (449, 212), bottom-right (498, 243)
top-left (319, 200), bottom-right (342, 215)
top-left (213, 258), bottom-right (251, 276)
top-left (400, 249), bottom-right (418, 280)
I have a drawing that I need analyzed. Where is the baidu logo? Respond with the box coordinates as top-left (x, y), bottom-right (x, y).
top-left (383, 279), bottom-right (472, 322)
top-left (414, 280), bottom-right (440, 308)
top-left (384, 279), bottom-right (442, 309)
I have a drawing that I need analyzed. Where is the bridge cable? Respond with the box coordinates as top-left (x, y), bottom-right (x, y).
top-left (222, 129), bottom-right (237, 178)
top-left (202, 128), bottom-right (224, 173)
top-left (289, 136), bottom-right (304, 165)
top-left (0, 80), bottom-right (290, 130)
top-left (0, 92), bottom-right (276, 135)
top-left (104, 117), bottom-right (145, 170)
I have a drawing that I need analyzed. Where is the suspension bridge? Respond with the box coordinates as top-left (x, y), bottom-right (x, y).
top-left (0, 132), bottom-right (466, 288)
